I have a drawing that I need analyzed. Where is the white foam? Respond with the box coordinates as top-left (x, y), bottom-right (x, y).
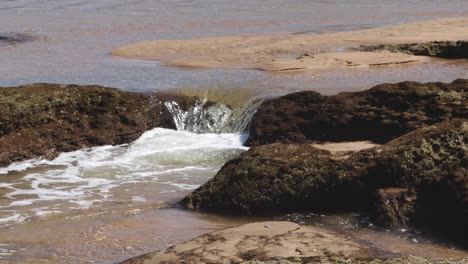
top-left (0, 128), bottom-right (248, 227)
top-left (131, 196), bottom-right (146, 202)
top-left (170, 183), bottom-right (200, 190)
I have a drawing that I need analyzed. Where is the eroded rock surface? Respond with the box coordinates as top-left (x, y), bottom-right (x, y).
top-left (246, 79), bottom-right (467, 146)
top-left (121, 221), bottom-right (468, 264)
top-left (0, 83), bottom-right (179, 167)
top-left (120, 222), bottom-right (373, 264)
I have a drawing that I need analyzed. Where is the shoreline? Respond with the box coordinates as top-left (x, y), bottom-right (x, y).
top-left (111, 17), bottom-right (468, 72)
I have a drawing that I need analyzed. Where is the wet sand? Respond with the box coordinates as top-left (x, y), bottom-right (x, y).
top-left (112, 17), bottom-right (468, 72)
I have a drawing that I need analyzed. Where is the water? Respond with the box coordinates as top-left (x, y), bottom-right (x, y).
top-left (0, 128), bottom-right (248, 228)
top-left (0, 0), bottom-right (467, 94)
top-left (1, 0), bottom-right (468, 263)
top-left (0, 128), bottom-right (250, 263)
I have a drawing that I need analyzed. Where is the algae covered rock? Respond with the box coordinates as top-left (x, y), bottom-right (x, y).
top-left (182, 143), bottom-right (358, 213)
top-left (371, 188), bottom-right (415, 227)
top-left (413, 169), bottom-right (468, 244)
top-left (362, 41), bottom-right (468, 59)
top-left (182, 120), bottom-right (467, 215)
top-left (0, 83), bottom-right (178, 166)
top-left (246, 79), bottom-right (467, 146)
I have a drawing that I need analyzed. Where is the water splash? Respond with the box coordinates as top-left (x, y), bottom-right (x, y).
top-left (164, 93), bottom-right (262, 134)
top-left (0, 128), bottom-right (248, 227)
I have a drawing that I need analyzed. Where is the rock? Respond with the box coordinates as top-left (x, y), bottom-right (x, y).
top-left (361, 119), bottom-right (467, 188)
top-left (413, 170), bottom-right (468, 245)
top-left (0, 33), bottom-right (35, 45)
top-left (371, 188), bottom-right (416, 228)
top-left (120, 221), bottom-right (468, 264)
top-left (0, 83), bottom-right (181, 167)
top-left (246, 79), bottom-right (467, 146)
top-left (242, 256), bottom-right (468, 264)
top-left (361, 41), bottom-right (468, 59)
top-left (119, 221), bottom-right (373, 264)
top-left (182, 120), bottom-right (467, 216)
top-left (182, 143), bottom-right (355, 213)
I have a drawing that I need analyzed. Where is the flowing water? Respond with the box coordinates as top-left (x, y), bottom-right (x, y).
top-left (1, 0), bottom-right (468, 263)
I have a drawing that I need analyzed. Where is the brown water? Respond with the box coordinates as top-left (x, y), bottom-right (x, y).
top-left (1, 1), bottom-right (468, 263)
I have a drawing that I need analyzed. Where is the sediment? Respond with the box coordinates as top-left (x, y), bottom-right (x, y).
top-left (111, 17), bottom-right (468, 72)
top-left (0, 83), bottom-right (181, 167)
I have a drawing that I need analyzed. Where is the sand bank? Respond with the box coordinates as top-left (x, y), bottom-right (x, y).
top-left (111, 17), bottom-right (468, 72)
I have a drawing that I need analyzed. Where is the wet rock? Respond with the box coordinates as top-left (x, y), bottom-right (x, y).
top-left (361, 41), bottom-right (468, 59)
top-left (413, 170), bottom-right (468, 245)
top-left (246, 79), bottom-right (467, 146)
top-left (0, 83), bottom-right (180, 167)
top-left (0, 33), bottom-right (36, 45)
top-left (242, 256), bottom-right (468, 264)
top-left (182, 119), bottom-right (467, 216)
top-left (182, 143), bottom-right (353, 213)
top-left (371, 188), bottom-right (415, 227)
top-left (120, 221), bottom-right (468, 264)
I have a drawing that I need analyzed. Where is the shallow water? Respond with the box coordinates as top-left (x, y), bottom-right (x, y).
top-left (1, 0), bottom-right (468, 263)
top-left (0, 0), bottom-right (467, 94)
top-left (0, 128), bottom-right (247, 228)
top-left (0, 128), bottom-right (250, 263)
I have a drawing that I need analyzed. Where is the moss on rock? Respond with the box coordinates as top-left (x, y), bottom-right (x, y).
top-left (0, 83), bottom-right (179, 166)
top-left (246, 79), bottom-right (467, 146)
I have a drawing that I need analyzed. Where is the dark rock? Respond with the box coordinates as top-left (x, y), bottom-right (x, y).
top-left (360, 41), bottom-right (468, 59)
top-left (182, 143), bottom-right (350, 214)
top-left (246, 79), bottom-right (467, 146)
top-left (0, 33), bottom-right (36, 45)
top-left (182, 119), bottom-right (467, 216)
top-left (371, 188), bottom-right (415, 227)
top-left (0, 83), bottom-right (180, 167)
top-left (413, 170), bottom-right (467, 245)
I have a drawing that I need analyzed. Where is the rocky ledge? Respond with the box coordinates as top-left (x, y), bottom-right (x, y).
top-left (182, 79), bottom-right (468, 247)
top-left (360, 41), bottom-right (468, 59)
top-left (246, 79), bottom-right (467, 146)
top-left (0, 83), bottom-right (194, 167)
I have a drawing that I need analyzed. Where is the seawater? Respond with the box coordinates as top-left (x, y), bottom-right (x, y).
top-left (0, 128), bottom-right (248, 228)
top-left (0, 128), bottom-right (251, 263)
top-left (0, 0), bottom-right (467, 93)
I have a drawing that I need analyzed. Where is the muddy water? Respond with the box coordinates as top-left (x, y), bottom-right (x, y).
top-left (1, 0), bottom-right (468, 263)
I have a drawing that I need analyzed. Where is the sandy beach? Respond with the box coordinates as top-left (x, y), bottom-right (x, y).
top-left (112, 17), bottom-right (468, 72)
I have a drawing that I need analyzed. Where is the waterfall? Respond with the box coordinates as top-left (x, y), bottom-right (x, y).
top-left (163, 95), bottom-right (262, 134)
